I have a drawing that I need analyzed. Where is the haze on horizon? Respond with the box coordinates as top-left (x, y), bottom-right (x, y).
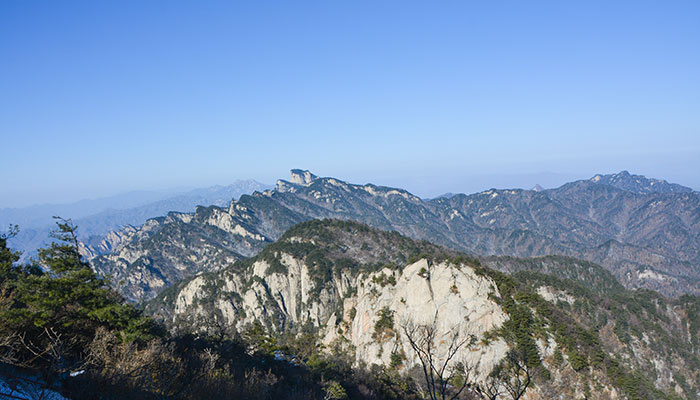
top-left (2, 1), bottom-right (699, 208)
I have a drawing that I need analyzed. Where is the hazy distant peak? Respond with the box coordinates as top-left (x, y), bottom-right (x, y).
top-left (590, 170), bottom-right (629, 183)
top-left (531, 184), bottom-right (545, 192)
top-left (289, 169), bottom-right (318, 185)
top-left (431, 192), bottom-right (457, 200)
top-left (589, 171), bottom-right (692, 194)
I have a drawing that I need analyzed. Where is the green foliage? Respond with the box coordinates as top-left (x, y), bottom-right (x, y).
top-left (265, 252), bottom-right (288, 274)
top-left (242, 320), bottom-right (278, 357)
top-left (373, 306), bottom-right (395, 341)
top-left (678, 295), bottom-right (700, 348)
top-left (324, 381), bottom-right (348, 399)
top-left (552, 347), bottom-right (564, 367)
top-left (448, 254), bottom-right (482, 268)
top-left (567, 350), bottom-right (588, 371)
top-left (0, 225), bottom-right (20, 283)
top-left (372, 272), bottom-right (396, 287)
top-left (499, 297), bottom-right (541, 369)
top-left (417, 267), bottom-right (429, 278)
top-left (389, 350), bottom-right (405, 369)
top-left (0, 220), bottom-right (159, 369)
top-left (484, 255), bottom-right (624, 296)
top-left (484, 260), bottom-right (695, 400)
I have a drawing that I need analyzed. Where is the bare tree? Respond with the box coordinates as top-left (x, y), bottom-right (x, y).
top-left (401, 311), bottom-right (478, 400)
top-left (0, 331), bottom-right (20, 365)
top-left (85, 327), bottom-right (190, 399)
top-left (0, 327), bottom-right (77, 400)
top-left (473, 349), bottom-right (533, 400)
top-left (401, 311), bottom-right (535, 400)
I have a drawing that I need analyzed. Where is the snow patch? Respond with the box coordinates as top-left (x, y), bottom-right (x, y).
top-left (0, 373), bottom-right (70, 400)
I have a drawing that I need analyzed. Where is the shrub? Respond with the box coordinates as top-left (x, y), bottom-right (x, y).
top-left (373, 307), bottom-right (395, 341)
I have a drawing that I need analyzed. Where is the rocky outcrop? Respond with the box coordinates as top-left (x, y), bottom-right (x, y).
top-left (166, 257), bottom-right (509, 379)
top-left (90, 206), bottom-right (279, 302)
top-left (289, 169), bottom-right (318, 185)
top-left (79, 224), bottom-right (138, 259)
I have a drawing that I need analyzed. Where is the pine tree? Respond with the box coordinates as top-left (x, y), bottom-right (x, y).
top-left (0, 224), bottom-right (20, 283)
top-left (0, 218), bottom-right (158, 371)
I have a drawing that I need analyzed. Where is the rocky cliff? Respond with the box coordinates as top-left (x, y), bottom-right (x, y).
top-left (146, 220), bottom-right (700, 400)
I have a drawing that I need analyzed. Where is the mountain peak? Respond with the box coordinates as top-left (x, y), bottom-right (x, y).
top-left (531, 184), bottom-right (545, 192)
top-left (289, 169), bottom-right (318, 185)
top-left (431, 192), bottom-right (457, 200)
top-left (588, 171), bottom-right (692, 194)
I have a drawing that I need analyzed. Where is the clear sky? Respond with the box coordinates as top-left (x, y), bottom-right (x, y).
top-left (2, 1), bottom-right (699, 207)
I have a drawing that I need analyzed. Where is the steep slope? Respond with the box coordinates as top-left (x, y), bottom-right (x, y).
top-left (146, 220), bottom-right (700, 399)
top-left (92, 170), bottom-right (700, 301)
top-left (546, 180), bottom-right (700, 294)
top-left (90, 200), bottom-right (305, 302)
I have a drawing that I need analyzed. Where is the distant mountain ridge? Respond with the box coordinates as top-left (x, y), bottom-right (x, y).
top-left (78, 181), bottom-right (271, 243)
top-left (88, 169), bottom-right (700, 302)
top-left (589, 170), bottom-right (693, 194)
top-left (4, 180), bottom-right (270, 260)
top-left (0, 188), bottom-right (185, 229)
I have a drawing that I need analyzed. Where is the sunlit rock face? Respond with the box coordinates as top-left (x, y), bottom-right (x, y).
top-left (156, 255), bottom-right (510, 384)
top-left (289, 169), bottom-right (318, 185)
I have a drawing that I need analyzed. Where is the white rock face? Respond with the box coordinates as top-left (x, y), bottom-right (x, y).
top-left (637, 269), bottom-right (667, 281)
top-left (206, 208), bottom-right (266, 241)
top-left (79, 225), bottom-right (138, 259)
top-left (167, 257), bottom-right (511, 383)
top-left (537, 286), bottom-right (576, 305)
top-left (175, 276), bottom-right (206, 314)
top-left (289, 169), bottom-right (318, 185)
top-left (344, 260), bottom-right (509, 379)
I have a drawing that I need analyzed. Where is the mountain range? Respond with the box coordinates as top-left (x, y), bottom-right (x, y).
top-left (85, 169), bottom-right (700, 302)
top-left (6, 169), bottom-right (699, 399)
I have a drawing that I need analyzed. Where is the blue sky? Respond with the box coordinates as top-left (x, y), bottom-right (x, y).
top-left (2, 1), bottom-right (699, 207)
